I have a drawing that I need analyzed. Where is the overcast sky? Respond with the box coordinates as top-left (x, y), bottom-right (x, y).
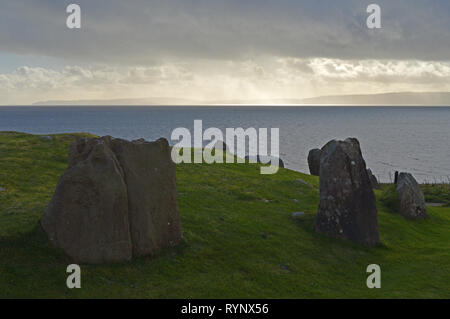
top-left (1, 0), bottom-right (449, 104)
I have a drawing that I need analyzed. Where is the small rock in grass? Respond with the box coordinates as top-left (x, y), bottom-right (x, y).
top-left (292, 199), bottom-right (298, 203)
top-left (280, 265), bottom-right (290, 272)
top-left (292, 212), bottom-right (305, 217)
top-left (0, 187), bottom-right (5, 191)
top-left (396, 172), bottom-right (427, 219)
top-left (41, 136), bottom-right (52, 141)
top-left (261, 232), bottom-right (268, 239)
top-left (295, 179), bottom-right (309, 185)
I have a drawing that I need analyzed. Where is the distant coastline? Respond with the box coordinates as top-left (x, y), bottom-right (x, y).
top-left (28, 92), bottom-right (450, 107)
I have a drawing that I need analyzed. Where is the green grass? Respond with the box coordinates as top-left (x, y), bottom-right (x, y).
top-left (0, 132), bottom-right (449, 298)
top-left (379, 185), bottom-right (401, 213)
top-left (421, 184), bottom-right (450, 206)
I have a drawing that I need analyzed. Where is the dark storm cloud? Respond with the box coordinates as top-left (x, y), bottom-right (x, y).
top-left (0, 0), bottom-right (449, 63)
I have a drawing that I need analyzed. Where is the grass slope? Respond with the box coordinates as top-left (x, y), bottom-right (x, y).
top-left (0, 132), bottom-right (449, 298)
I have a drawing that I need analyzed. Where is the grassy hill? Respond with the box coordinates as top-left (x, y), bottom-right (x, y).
top-left (0, 132), bottom-right (448, 298)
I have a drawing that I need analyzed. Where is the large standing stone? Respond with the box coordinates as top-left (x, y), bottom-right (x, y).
top-left (308, 148), bottom-right (322, 176)
top-left (41, 137), bottom-right (132, 264)
top-left (396, 173), bottom-right (427, 219)
top-left (111, 138), bottom-right (182, 256)
top-left (41, 136), bottom-right (182, 263)
top-left (315, 138), bottom-right (380, 245)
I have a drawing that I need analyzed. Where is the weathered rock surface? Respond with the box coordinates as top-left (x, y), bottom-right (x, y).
top-left (314, 138), bottom-right (380, 246)
top-left (41, 136), bottom-right (182, 264)
top-left (41, 137), bottom-right (132, 263)
top-left (110, 138), bottom-right (182, 256)
top-left (307, 148), bottom-right (322, 176)
top-left (367, 169), bottom-right (379, 189)
top-left (396, 173), bottom-right (427, 219)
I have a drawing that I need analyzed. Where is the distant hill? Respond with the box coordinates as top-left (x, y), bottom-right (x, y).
top-left (32, 92), bottom-right (450, 106)
top-left (32, 97), bottom-right (201, 106)
top-left (300, 92), bottom-right (450, 106)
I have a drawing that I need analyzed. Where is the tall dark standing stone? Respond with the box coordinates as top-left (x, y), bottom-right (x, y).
top-left (307, 148), bottom-right (322, 176)
top-left (41, 136), bottom-right (183, 264)
top-left (394, 171), bottom-right (399, 184)
top-left (396, 172), bottom-right (428, 219)
top-left (315, 138), bottom-right (380, 246)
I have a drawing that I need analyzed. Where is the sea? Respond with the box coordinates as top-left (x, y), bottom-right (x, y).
top-left (0, 105), bottom-right (449, 183)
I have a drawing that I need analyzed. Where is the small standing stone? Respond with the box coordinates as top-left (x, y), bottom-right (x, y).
top-left (396, 172), bottom-right (427, 219)
top-left (394, 171), bottom-right (399, 184)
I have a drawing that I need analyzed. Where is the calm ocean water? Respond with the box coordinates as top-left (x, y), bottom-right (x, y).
top-left (0, 106), bottom-right (449, 183)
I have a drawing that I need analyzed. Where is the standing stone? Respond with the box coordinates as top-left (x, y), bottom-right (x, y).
top-left (41, 137), bottom-right (132, 264)
top-left (308, 148), bottom-right (322, 176)
top-left (396, 173), bottom-right (427, 219)
top-left (41, 136), bottom-right (182, 264)
top-left (315, 138), bottom-right (380, 245)
top-left (367, 169), bottom-right (380, 189)
top-left (394, 171), bottom-right (399, 184)
top-left (111, 138), bottom-right (182, 256)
